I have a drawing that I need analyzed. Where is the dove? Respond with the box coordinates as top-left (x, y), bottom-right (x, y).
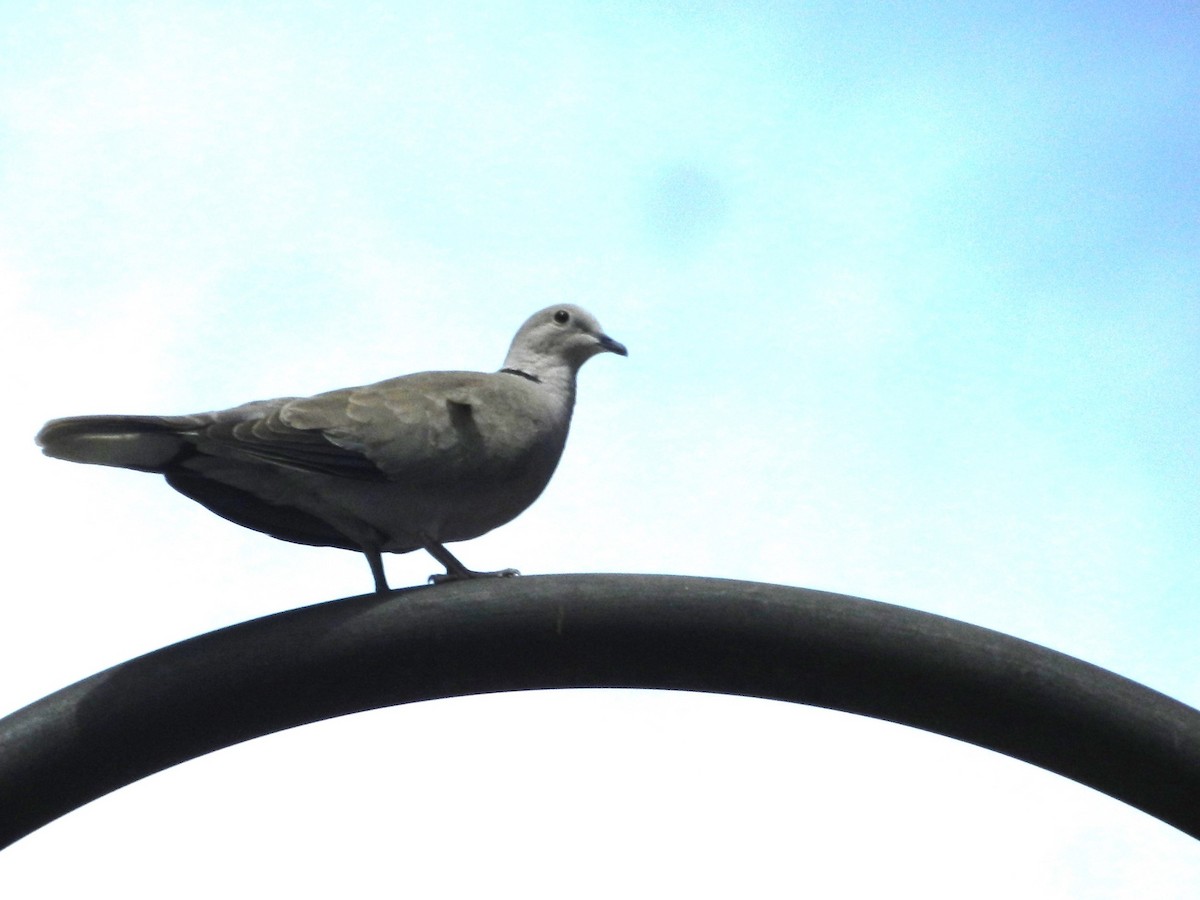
top-left (36, 304), bottom-right (627, 593)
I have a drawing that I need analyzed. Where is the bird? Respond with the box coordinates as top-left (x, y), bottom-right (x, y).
top-left (36, 304), bottom-right (627, 593)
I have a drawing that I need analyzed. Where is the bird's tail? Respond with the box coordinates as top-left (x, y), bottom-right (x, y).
top-left (36, 415), bottom-right (196, 472)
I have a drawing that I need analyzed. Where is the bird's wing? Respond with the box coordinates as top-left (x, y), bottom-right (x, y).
top-left (191, 369), bottom-right (554, 486)
top-left (278, 371), bottom-right (550, 483)
top-left (193, 397), bottom-right (392, 481)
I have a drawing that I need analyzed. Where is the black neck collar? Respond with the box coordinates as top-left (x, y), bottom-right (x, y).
top-left (500, 367), bottom-right (541, 383)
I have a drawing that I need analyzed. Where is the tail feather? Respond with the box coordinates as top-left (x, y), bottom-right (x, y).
top-left (36, 415), bottom-right (195, 472)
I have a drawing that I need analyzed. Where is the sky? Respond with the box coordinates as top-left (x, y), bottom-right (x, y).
top-left (2, 0), bottom-right (1199, 894)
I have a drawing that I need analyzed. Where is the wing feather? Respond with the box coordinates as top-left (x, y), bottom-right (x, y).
top-left (186, 371), bottom-right (550, 486)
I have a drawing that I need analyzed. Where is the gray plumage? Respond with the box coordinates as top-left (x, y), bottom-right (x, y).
top-left (36, 304), bottom-right (627, 593)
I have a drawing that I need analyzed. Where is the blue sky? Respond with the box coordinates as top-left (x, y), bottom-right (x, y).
top-left (3, 2), bottom-right (1199, 894)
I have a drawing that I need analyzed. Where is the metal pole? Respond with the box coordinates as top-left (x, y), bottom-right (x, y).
top-left (2, 574), bottom-right (1199, 848)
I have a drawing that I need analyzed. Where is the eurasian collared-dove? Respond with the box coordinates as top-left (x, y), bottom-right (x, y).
top-left (36, 304), bottom-right (626, 593)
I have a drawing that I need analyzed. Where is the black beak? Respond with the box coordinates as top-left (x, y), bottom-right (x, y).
top-left (599, 334), bottom-right (628, 357)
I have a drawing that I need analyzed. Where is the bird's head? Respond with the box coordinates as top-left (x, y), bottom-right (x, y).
top-left (502, 305), bottom-right (627, 379)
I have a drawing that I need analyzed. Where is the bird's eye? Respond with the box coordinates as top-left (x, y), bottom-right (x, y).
top-left (553, 309), bottom-right (570, 325)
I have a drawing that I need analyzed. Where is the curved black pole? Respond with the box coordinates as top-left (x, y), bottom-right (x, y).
top-left (2, 574), bottom-right (1199, 849)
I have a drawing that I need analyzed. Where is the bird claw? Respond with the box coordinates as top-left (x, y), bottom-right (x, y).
top-left (427, 567), bottom-right (521, 585)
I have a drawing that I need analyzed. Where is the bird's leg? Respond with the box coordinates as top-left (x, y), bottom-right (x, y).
top-left (420, 537), bottom-right (520, 584)
top-left (363, 547), bottom-right (391, 594)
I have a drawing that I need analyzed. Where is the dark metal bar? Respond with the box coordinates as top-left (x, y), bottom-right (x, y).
top-left (2, 574), bottom-right (1199, 848)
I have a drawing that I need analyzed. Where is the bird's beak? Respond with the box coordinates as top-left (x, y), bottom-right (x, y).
top-left (598, 334), bottom-right (628, 357)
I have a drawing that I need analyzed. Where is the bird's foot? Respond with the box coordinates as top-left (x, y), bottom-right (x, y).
top-left (428, 567), bottom-right (520, 585)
